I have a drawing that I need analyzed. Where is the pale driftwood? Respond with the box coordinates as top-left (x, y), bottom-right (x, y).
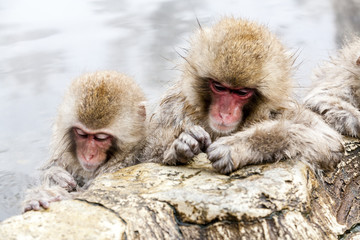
top-left (1, 138), bottom-right (360, 239)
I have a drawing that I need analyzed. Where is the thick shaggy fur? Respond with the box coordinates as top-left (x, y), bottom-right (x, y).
top-left (142, 17), bottom-right (344, 174)
top-left (23, 71), bottom-right (146, 211)
top-left (304, 37), bottom-right (360, 137)
top-left (47, 71), bottom-right (146, 180)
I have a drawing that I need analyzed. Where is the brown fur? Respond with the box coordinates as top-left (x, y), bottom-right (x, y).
top-left (141, 17), bottom-right (344, 174)
top-left (23, 71), bottom-right (146, 211)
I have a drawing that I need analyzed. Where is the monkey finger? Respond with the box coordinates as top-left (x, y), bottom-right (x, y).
top-left (23, 205), bottom-right (32, 212)
top-left (174, 139), bottom-right (195, 162)
top-left (320, 150), bottom-right (343, 171)
top-left (39, 200), bottom-right (50, 209)
top-left (49, 195), bottom-right (62, 203)
top-left (188, 126), bottom-right (212, 151)
top-left (207, 144), bottom-right (235, 174)
top-left (29, 201), bottom-right (41, 211)
top-left (206, 144), bottom-right (228, 162)
top-left (178, 133), bottom-right (201, 154)
top-left (60, 180), bottom-right (77, 190)
top-left (212, 158), bottom-right (234, 174)
top-left (52, 174), bottom-right (77, 190)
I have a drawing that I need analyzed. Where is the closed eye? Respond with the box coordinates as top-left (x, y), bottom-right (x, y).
top-left (211, 81), bottom-right (228, 92)
top-left (94, 133), bottom-right (111, 141)
top-left (233, 89), bottom-right (252, 96)
top-left (74, 128), bottom-right (87, 138)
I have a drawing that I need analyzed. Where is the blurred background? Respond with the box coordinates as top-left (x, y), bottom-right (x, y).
top-left (0, 0), bottom-right (359, 221)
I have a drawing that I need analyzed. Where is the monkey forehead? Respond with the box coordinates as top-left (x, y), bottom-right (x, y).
top-left (187, 17), bottom-right (291, 88)
top-left (71, 71), bottom-right (145, 130)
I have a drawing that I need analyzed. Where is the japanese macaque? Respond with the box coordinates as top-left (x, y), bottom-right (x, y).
top-left (23, 71), bottom-right (146, 211)
top-left (304, 37), bottom-right (360, 137)
top-left (141, 17), bottom-right (344, 174)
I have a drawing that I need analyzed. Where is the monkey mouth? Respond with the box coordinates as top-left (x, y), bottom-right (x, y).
top-left (80, 162), bottom-right (101, 172)
top-left (209, 118), bottom-right (238, 134)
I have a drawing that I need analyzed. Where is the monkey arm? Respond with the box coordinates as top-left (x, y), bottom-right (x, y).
top-left (305, 93), bottom-right (360, 137)
top-left (22, 185), bottom-right (72, 212)
top-left (142, 86), bottom-right (210, 165)
top-left (208, 109), bottom-right (344, 174)
top-left (142, 122), bottom-right (185, 164)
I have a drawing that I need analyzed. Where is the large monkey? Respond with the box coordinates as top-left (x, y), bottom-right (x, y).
top-left (23, 71), bottom-right (146, 211)
top-left (142, 17), bottom-right (344, 174)
top-left (304, 37), bottom-right (360, 137)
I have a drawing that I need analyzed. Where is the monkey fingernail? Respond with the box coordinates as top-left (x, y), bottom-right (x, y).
top-left (30, 202), bottom-right (40, 211)
top-left (23, 206), bottom-right (31, 212)
top-left (40, 200), bottom-right (50, 209)
top-left (54, 196), bottom-right (62, 201)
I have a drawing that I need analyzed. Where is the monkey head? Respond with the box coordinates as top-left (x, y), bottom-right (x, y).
top-left (181, 17), bottom-right (293, 134)
top-left (55, 71), bottom-right (146, 172)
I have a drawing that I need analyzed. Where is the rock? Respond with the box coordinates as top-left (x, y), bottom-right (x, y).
top-left (323, 138), bottom-right (360, 239)
top-left (1, 139), bottom-right (360, 239)
top-left (345, 232), bottom-right (360, 240)
top-left (0, 200), bottom-right (124, 239)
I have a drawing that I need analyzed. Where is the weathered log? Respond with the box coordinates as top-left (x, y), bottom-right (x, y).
top-left (323, 138), bottom-right (360, 239)
top-left (1, 138), bottom-right (360, 239)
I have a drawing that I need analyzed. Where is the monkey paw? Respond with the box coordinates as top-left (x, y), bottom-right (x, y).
top-left (163, 125), bottom-right (211, 165)
top-left (336, 114), bottom-right (360, 137)
top-left (207, 142), bottom-right (234, 174)
top-left (22, 186), bottom-right (71, 212)
top-left (43, 166), bottom-right (77, 191)
top-left (23, 196), bottom-right (62, 212)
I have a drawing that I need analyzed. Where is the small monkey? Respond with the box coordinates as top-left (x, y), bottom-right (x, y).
top-left (141, 17), bottom-right (344, 174)
top-left (304, 37), bottom-right (360, 137)
top-left (23, 71), bottom-right (146, 211)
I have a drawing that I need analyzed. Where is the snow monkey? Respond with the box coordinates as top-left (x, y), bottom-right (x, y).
top-left (141, 17), bottom-right (344, 174)
top-left (23, 71), bottom-right (146, 211)
top-left (305, 37), bottom-right (360, 137)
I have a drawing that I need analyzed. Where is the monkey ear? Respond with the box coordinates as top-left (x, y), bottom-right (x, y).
top-left (356, 56), bottom-right (360, 66)
top-left (138, 101), bottom-right (147, 120)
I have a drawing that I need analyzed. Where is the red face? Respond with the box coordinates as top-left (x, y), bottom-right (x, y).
top-left (73, 127), bottom-right (113, 172)
top-left (208, 80), bottom-right (254, 133)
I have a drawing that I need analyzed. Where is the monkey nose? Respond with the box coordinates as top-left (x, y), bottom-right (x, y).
top-left (83, 153), bottom-right (95, 162)
top-left (219, 112), bottom-right (231, 120)
top-left (83, 148), bottom-right (97, 162)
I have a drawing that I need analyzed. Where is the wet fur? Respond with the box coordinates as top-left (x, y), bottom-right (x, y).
top-left (141, 17), bottom-right (344, 174)
top-left (304, 37), bottom-right (360, 137)
top-left (23, 71), bottom-right (146, 211)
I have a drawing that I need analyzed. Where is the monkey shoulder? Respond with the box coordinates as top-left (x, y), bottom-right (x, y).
top-left (152, 88), bottom-right (191, 127)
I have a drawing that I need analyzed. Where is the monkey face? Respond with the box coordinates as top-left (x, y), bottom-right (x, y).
top-left (182, 18), bottom-right (293, 126)
top-left (73, 127), bottom-right (113, 172)
top-left (208, 80), bottom-right (254, 133)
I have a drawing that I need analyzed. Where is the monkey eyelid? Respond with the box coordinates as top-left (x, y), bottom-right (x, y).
top-left (74, 128), bottom-right (87, 137)
top-left (232, 89), bottom-right (253, 97)
top-left (210, 80), bottom-right (227, 93)
top-left (74, 127), bottom-right (111, 141)
top-left (94, 133), bottom-right (111, 141)
top-left (210, 80), bottom-right (253, 98)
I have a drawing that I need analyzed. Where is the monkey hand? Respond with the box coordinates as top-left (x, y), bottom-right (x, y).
top-left (207, 135), bottom-right (254, 174)
top-left (207, 140), bottom-right (235, 174)
top-left (22, 185), bottom-right (72, 212)
top-left (329, 111), bottom-right (360, 137)
top-left (42, 166), bottom-right (77, 191)
top-left (163, 125), bottom-right (212, 165)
